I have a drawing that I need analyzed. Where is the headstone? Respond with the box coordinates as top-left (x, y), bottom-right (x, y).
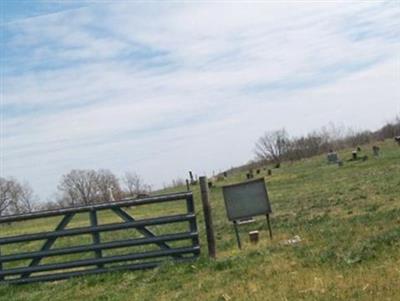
top-left (327, 151), bottom-right (339, 164)
top-left (256, 169), bottom-right (260, 174)
top-left (267, 169), bottom-right (272, 176)
top-left (217, 175), bottom-right (225, 181)
top-left (372, 145), bottom-right (380, 156)
top-left (395, 136), bottom-right (400, 145)
top-left (275, 163), bottom-right (280, 169)
top-left (208, 181), bottom-right (213, 189)
top-left (352, 151), bottom-right (358, 160)
top-left (357, 146), bottom-right (362, 152)
top-left (223, 172), bottom-right (228, 178)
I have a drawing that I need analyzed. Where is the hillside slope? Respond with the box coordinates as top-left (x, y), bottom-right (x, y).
top-left (1, 140), bottom-right (399, 301)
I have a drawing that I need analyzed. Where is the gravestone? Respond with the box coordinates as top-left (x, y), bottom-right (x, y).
top-left (372, 145), bottom-right (380, 156)
top-left (352, 151), bottom-right (358, 160)
top-left (327, 151), bottom-right (339, 164)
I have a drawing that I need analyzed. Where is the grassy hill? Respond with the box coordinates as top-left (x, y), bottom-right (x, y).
top-left (1, 140), bottom-right (399, 301)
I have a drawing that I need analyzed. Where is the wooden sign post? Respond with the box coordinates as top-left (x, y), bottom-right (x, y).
top-left (222, 178), bottom-right (273, 249)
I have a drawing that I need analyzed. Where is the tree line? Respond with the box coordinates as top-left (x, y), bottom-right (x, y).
top-left (254, 116), bottom-right (400, 165)
top-left (0, 170), bottom-right (151, 216)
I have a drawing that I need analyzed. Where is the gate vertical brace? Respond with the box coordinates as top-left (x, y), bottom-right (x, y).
top-left (89, 210), bottom-right (103, 268)
top-left (111, 207), bottom-right (183, 259)
top-left (186, 194), bottom-right (199, 253)
top-left (21, 212), bottom-right (75, 279)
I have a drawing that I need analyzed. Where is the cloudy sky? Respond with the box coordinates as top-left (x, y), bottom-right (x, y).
top-left (1, 1), bottom-right (399, 200)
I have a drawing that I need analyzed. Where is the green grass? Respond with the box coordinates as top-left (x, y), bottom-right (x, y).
top-left (1, 140), bottom-right (399, 300)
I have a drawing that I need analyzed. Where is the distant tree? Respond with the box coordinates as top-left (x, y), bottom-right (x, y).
top-left (0, 177), bottom-right (13, 216)
top-left (254, 129), bottom-right (289, 164)
top-left (95, 169), bottom-right (122, 202)
top-left (58, 169), bottom-right (99, 206)
top-left (122, 172), bottom-right (151, 196)
top-left (9, 181), bottom-right (36, 214)
top-left (0, 177), bottom-right (36, 216)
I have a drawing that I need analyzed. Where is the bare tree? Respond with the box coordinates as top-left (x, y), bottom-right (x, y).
top-left (10, 182), bottom-right (36, 214)
top-left (58, 169), bottom-right (99, 206)
top-left (254, 129), bottom-right (289, 164)
top-left (0, 177), bottom-right (36, 216)
top-left (95, 169), bottom-right (122, 202)
top-left (122, 172), bottom-right (150, 197)
top-left (0, 177), bottom-right (13, 216)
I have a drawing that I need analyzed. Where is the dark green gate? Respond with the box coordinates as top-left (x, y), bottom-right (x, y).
top-left (0, 192), bottom-right (200, 284)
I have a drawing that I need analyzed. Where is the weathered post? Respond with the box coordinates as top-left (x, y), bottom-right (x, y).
top-left (267, 169), bottom-right (272, 176)
top-left (186, 179), bottom-right (190, 191)
top-left (199, 176), bottom-right (216, 259)
top-left (0, 247), bottom-right (3, 281)
top-left (249, 231), bottom-right (260, 244)
top-left (189, 171), bottom-right (194, 185)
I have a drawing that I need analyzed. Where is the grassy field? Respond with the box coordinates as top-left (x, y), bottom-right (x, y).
top-left (1, 140), bottom-right (399, 301)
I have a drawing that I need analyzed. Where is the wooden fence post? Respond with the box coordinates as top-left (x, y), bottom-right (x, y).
top-left (199, 176), bottom-right (216, 259)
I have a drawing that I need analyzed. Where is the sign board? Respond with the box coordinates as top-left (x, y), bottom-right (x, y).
top-left (222, 178), bottom-right (272, 221)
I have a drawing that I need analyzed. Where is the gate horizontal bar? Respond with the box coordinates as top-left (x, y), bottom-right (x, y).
top-left (5, 257), bottom-right (197, 285)
top-left (0, 246), bottom-right (200, 277)
top-left (0, 213), bottom-right (195, 245)
top-left (0, 231), bottom-right (198, 263)
top-left (0, 192), bottom-right (192, 224)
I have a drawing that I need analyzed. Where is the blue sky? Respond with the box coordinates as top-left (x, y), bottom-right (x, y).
top-left (1, 1), bottom-right (399, 201)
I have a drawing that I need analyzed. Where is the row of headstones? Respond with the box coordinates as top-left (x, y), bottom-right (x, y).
top-left (190, 167), bottom-right (274, 190)
top-left (188, 171), bottom-right (230, 189)
top-left (246, 167), bottom-right (273, 180)
top-left (195, 139), bottom-right (399, 189)
top-left (327, 145), bottom-right (381, 165)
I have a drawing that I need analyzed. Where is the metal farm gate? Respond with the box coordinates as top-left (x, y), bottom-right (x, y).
top-left (0, 192), bottom-right (200, 284)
